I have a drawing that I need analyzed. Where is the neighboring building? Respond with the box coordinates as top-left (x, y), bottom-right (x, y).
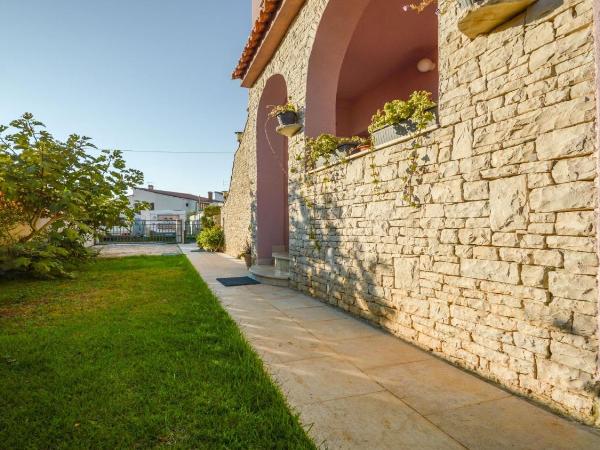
top-left (222, 0), bottom-right (600, 425)
top-left (130, 185), bottom-right (200, 217)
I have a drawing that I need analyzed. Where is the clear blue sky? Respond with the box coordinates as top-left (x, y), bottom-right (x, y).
top-left (0, 0), bottom-right (250, 196)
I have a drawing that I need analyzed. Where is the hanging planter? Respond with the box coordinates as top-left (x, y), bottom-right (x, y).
top-left (458, 0), bottom-right (538, 39)
top-left (269, 100), bottom-right (302, 137)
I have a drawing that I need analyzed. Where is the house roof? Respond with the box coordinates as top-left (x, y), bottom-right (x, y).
top-left (232, 0), bottom-right (282, 81)
top-left (135, 187), bottom-right (199, 202)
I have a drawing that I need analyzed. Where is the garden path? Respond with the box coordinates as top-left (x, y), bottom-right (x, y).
top-left (183, 246), bottom-right (600, 450)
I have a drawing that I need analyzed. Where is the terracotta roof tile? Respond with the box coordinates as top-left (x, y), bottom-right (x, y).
top-left (232, 0), bottom-right (282, 80)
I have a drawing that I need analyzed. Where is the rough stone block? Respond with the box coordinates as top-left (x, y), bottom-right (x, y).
top-left (463, 180), bottom-right (489, 200)
top-left (548, 272), bottom-right (597, 302)
top-left (490, 175), bottom-right (528, 231)
top-left (546, 235), bottom-right (595, 252)
top-left (431, 179), bottom-right (463, 203)
top-left (394, 257), bottom-right (419, 290)
top-left (536, 123), bottom-right (594, 161)
top-left (551, 156), bottom-right (596, 183)
top-left (452, 121), bottom-right (473, 160)
top-left (461, 259), bottom-right (520, 284)
top-left (521, 265), bottom-right (545, 287)
top-left (529, 182), bottom-right (595, 212)
top-left (563, 251), bottom-right (598, 275)
top-left (445, 201), bottom-right (490, 218)
top-left (555, 211), bottom-right (595, 236)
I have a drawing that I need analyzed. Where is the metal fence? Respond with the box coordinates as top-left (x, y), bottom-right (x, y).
top-left (184, 220), bottom-right (201, 243)
top-left (98, 220), bottom-right (202, 244)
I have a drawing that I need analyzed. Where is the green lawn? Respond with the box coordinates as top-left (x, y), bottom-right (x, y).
top-left (0, 255), bottom-right (315, 449)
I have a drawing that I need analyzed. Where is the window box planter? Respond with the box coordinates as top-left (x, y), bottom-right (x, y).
top-left (275, 111), bottom-right (302, 137)
top-left (458, 0), bottom-right (537, 39)
top-left (371, 120), bottom-right (418, 148)
top-left (371, 107), bottom-right (436, 148)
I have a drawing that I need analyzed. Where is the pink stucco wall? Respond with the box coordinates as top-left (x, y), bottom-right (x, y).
top-left (306, 0), bottom-right (438, 138)
top-left (256, 74), bottom-right (289, 262)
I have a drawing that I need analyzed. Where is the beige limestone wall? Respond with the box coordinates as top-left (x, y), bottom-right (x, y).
top-left (222, 121), bottom-right (254, 258)
top-left (223, 0), bottom-right (600, 424)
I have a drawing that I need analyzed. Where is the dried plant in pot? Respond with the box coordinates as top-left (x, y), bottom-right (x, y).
top-left (269, 100), bottom-right (302, 137)
top-left (238, 241), bottom-right (252, 269)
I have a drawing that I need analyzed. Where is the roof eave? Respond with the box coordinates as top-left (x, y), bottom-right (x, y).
top-left (233, 0), bottom-right (306, 88)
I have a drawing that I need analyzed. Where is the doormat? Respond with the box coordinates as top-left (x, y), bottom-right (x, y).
top-left (216, 276), bottom-right (260, 287)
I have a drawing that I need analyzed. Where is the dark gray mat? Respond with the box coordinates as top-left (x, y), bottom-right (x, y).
top-left (216, 276), bottom-right (260, 287)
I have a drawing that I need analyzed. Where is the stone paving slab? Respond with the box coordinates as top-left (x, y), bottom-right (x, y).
top-left (183, 248), bottom-right (600, 450)
top-left (94, 243), bottom-right (181, 257)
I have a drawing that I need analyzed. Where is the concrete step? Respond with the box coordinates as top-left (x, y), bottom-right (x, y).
top-left (273, 251), bottom-right (291, 273)
top-left (249, 264), bottom-right (289, 287)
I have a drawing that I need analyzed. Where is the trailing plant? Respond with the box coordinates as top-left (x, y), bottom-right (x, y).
top-left (397, 92), bottom-right (436, 207)
top-left (368, 90), bottom-right (436, 134)
top-left (196, 226), bottom-right (225, 252)
top-left (267, 99), bottom-right (297, 118)
top-left (305, 134), bottom-right (368, 169)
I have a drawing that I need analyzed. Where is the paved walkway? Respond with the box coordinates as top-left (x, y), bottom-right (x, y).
top-left (182, 247), bottom-right (600, 449)
top-left (95, 243), bottom-right (181, 257)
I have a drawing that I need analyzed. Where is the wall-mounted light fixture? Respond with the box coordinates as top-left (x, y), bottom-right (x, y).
top-left (417, 58), bottom-right (436, 73)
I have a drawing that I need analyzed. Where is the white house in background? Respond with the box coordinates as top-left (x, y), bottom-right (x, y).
top-left (130, 185), bottom-right (200, 217)
top-left (129, 186), bottom-right (226, 222)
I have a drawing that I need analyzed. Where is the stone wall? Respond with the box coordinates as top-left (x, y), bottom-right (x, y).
top-left (221, 122), bottom-right (253, 258)
top-left (223, 0), bottom-right (599, 424)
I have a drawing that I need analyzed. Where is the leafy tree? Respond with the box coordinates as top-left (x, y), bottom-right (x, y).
top-left (0, 113), bottom-right (145, 277)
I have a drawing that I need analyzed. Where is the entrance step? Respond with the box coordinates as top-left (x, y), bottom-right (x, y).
top-left (249, 264), bottom-right (289, 287)
top-left (273, 251), bottom-right (291, 273)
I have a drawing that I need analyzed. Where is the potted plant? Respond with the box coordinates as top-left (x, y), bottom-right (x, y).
top-left (239, 241), bottom-right (252, 268)
top-left (306, 134), bottom-right (339, 168)
top-left (269, 100), bottom-right (302, 137)
top-left (336, 136), bottom-right (369, 156)
top-left (368, 91), bottom-right (436, 147)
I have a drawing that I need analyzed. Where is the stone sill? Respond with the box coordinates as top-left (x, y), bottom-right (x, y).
top-left (306, 124), bottom-right (439, 175)
top-left (458, 0), bottom-right (537, 39)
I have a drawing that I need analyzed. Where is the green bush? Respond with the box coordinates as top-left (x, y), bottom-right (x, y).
top-left (196, 227), bottom-right (224, 252)
top-left (0, 230), bottom-right (95, 279)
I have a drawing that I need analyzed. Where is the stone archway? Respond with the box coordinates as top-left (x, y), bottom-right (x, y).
top-left (255, 74), bottom-right (289, 264)
top-left (305, 0), bottom-right (438, 138)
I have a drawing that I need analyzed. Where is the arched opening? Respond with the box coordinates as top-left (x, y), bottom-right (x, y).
top-left (306, 0), bottom-right (438, 138)
top-left (256, 74), bottom-right (289, 264)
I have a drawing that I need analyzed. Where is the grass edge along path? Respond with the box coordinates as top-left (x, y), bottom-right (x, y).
top-left (0, 255), bottom-right (315, 449)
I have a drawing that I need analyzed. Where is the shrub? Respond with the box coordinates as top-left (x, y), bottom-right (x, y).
top-left (0, 230), bottom-right (95, 279)
top-left (0, 113), bottom-right (145, 278)
top-left (201, 205), bottom-right (221, 229)
top-left (196, 227), bottom-right (224, 252)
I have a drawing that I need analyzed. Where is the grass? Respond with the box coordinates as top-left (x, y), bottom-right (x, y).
top-left (0, 255), bottom-right (315, 449)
